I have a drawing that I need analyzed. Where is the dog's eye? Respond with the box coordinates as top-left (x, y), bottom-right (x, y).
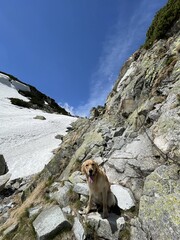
top-left (92, 163), bottom-right (95, 166)
top-left (86, 164), bottom-right (89, 167)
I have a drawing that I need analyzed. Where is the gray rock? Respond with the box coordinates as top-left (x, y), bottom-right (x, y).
top-left (80, 194), bottom-right (88, 204)
top-left (28, 205), bottom-right (43, 218)
top-left (108, 150), bottom-right (135, 174)
top-left (0, 155), bottom-right (8, 175)
top-left (62, 206), bottom-right (72, 215)
top-left (0, 172), bottom-right (11, 192)
top-left (87, 212), bottom-right (125, 240)
top-left (55, 134), bottom-right (64, 140)
top-left (33, 205), bottom-right (71, 240)
top-left (138, 165), bottom-right (180, 240)
top-left (73, 217), bottom-right (85, 240)
top-left (113, 127), bottom-right (125, 137)
top-left (111, 185), bottom-right (135, 210)
top-left (33, 115), bottom-right (46, 120)
top-left (104, 164), bottom-right (122, 184)
top-left (130, 218), bottom-right (148, 240)
top-left (152, 91), bottom-right (180, 161)
top-left (0, 200), bottom-right (15, 214)
top-left (69, 171), bottom-right (86, 184)
top-left (104, 133), bottom-right (112, 142)
top-left (0, 212), bottom-right (9, 225)
top-left (112, 137), bottom-right (126, 150)
top-left (49, 181), bottom-right (72, 207)
top-left (124, 134), bottom-right (154, 159)
top-left (73, 183), bottom-right (89, 196)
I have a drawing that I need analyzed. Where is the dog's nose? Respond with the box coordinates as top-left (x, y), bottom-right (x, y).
top-left (89, 169), bottom-right (93, 175)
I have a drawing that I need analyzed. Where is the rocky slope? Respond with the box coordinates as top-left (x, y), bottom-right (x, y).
top-left (0, 4), bottom-right (180, 240)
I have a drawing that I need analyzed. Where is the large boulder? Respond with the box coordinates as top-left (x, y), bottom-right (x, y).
top-left (0, 155), bottom-right (8, 175)
top-left (138, 165), bottom-right (180, 240)
top-left (33, 205), bottom-right (71, 240)
top-left (111, 184), bottom-right (135, 210)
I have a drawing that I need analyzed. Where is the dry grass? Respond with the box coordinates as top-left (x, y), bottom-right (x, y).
top-left (0, 181), bottom-right (46, 233)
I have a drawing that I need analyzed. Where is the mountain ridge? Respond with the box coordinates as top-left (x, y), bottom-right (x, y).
top-left (0, 71), bottom-right (70, 116)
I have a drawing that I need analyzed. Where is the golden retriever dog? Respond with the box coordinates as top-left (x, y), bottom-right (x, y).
top-left (81, 159), bottom-right (116, 218)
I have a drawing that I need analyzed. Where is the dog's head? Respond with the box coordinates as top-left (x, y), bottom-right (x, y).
top-left (81, 159), bottom-right (99, 181)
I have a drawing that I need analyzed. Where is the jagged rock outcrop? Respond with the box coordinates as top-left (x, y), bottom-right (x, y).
top-left (0, 2), bottom-right (179, 239)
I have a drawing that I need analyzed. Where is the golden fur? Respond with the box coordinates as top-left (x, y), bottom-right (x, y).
top-left (81, 159), bottom-right (116, 218)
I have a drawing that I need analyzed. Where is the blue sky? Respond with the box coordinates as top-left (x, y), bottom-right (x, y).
top-left (0, 0), bottom-right (167, 116)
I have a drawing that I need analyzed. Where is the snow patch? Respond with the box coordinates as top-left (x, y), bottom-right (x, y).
top-left (0, 75), bottom-right (77, 179)
top-left (11, 79), bottom-right (30, 92)
top-left (0, 73), bottom-right (29, 102)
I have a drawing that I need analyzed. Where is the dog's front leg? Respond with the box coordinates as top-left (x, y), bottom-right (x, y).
top-left (102, 190), bottom-right (108, 218)
top-left (85, 192), bottom-right (93, 214)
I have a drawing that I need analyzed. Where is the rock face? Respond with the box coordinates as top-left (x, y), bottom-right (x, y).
top-left (0, 5), bottom-right (180, 240)
top-left (138, 165), bottom-right (180, 240)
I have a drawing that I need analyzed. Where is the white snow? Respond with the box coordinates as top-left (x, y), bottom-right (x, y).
top-left (0, 74), bottom-right (77, 180)
top-left (0, 73), bottom-right (29, 101)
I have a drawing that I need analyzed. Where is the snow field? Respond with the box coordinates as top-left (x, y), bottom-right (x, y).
top-left (0, 76), bottom-right (77, 179)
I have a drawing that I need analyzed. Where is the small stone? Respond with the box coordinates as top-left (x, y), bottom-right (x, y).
top-left (55, 134), bottom-right (64, 140)
top-left (62, 206), bottom-right (72, 215)
top-left (80, 195), bottom-right (88, 203)
top-left (33, 115), bottom-right (46, 120)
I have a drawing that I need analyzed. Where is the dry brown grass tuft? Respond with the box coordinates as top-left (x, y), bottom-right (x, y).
top-left (0, 181), bottom-right (46, 233)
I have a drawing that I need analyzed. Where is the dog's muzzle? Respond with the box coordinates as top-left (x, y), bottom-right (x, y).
top-left (89, 169), bottom-right (93, 176)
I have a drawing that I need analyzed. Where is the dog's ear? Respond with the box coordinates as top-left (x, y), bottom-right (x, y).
top-left (81, 162), bottom-right (85, 175)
